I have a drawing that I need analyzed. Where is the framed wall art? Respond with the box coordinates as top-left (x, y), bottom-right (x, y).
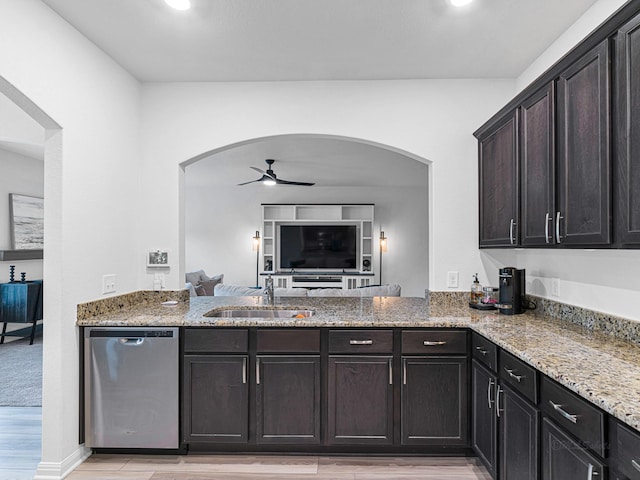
top-left (9, 193), bottom-right (44, 250)
top-left (147, 250), bottom-right (169, 267)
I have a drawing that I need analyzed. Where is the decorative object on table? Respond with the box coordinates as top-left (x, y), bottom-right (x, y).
top-left (252, 230), bottom-right (260, 287)
top-left (9, 265), bottom-right (15, 283)
top-left (362, 258), bottom-right (371, 271)
top-left (265, 259), bottom-right (273, 272)
top-left (469, 273), bottom-right (483, 306)
top-left (379, 230), bottom-right (387, 284)
top-left (147, 250), bottom-right (169, 267)
top-left (9, 193), bottom-right (44, 250)
top-left (20, 272), bottom-right (26, 282)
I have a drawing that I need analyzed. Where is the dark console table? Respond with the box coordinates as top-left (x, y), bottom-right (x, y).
top-left (0, 280), bottom-right (43, 345)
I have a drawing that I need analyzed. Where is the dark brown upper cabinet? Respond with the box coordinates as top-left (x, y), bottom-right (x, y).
top-left (478, 110), bottom-right (519, 247)
top-left (556, 39), bottom-right (611, 246)
top-left (615, 12), bottom-right (640, 247)
top-left (520, 82), bottom-right (556, 246)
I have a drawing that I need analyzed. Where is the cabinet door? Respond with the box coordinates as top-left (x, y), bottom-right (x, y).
top-left (478, 110), bottom-right (520, 247)
top-left (541, 417), bottom-right (605, 480)
top-left (255, 355), bottom-right (321, 444)
top-left (183, 355), bottom-right (248, 443)
top-left (521, 82), bottom-right (556, 246)
top-left (472, 360), bottom-right (497, 478)
top-left (328, 356), bottom-right (393, 445)
top-left (615, 13), bottom-right (640, 246)
top-left (499, 385), bottom-right (539, 480)
top-left (401, 356), bottom-right (468, 446)
top-left (557, 39), bottom-right (611, 246)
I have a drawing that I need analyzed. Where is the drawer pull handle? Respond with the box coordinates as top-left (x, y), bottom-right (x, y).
top-left (475, 346), bottom-right (488, 356)
top-left (587, 463), bottom-right (599, 478)
top-left (256, 358), bottom-right (260, 385)
top-left (350, 339), bottom-right (373, 345)
top-left (632, 459), bottom-right (640, 473)
top-left (504, 367), bottom-right (523, 382)
top-left (389, 359), bottom-right (393, 385)
top-left (487, 378), bottom-right (494, 409)
top-left (423, 340), bottom-right (447, 346)
top-left (549, 400), bottom-right (578, 424)
top-left (242, 357), bottom-right (247, 384)
top-left (496, 384), bottom-right (503, 418)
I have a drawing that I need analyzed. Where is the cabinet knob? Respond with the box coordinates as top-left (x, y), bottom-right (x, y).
top-left (349, 339), bottom-right (373, 345)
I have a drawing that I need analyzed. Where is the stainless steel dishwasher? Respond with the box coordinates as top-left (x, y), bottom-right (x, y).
top-left (84, 327), bottom-right (179, 449)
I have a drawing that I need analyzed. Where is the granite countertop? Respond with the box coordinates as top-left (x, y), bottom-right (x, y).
top-left (77, 295), bottom-right (640, 434)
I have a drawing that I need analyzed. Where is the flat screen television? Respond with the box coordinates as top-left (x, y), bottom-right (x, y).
top-left (279, 225), bottom-right (357, 270)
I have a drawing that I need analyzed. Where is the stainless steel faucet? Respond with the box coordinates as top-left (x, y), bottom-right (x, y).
top-left (265, 274), bottom-right (275, 306)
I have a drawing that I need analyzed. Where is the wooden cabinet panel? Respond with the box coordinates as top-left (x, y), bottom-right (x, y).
top-left (255, 355), bottom-right (320, 444)
top-left (472, 332), bottom-right (498, 371)
top-left (401, 330), bottom-right (467, 355)
top-left (478, 110), bottom-right (520, 247)
top-left (610, 418), bottom-right (640, 480)
top-left (615, 12), bottom-right (640, 246)
top-left (541, 376), bottom-right (605, 457)
top-left (256, 329), bottom-right (320, 353)
top-left (557, 39), bottom-right (611, 246)
top-left (541, 417), bottom-right (605, 480)
top-left (328, 355), bottom-right (393, 445)
top-left (472, 360), bottom-right (497, 478)
top-left (183, 355), bottom-right (248, 443)
top-left (499, 349), bottom-right (538, 404)
top-left (499, 385), bottom-right (539, 480)
top-left (520, 82), bottom-right (556, 246)
top-left (328, 329), bottom-right (393, 354)
top-left (401, 356), bottom-right (468, 445)
top-left (183, 328), bottom-right (248, 353)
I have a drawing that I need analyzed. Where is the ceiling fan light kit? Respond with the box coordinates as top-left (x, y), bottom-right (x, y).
top-left (238, 159), bottom-right (315, 187)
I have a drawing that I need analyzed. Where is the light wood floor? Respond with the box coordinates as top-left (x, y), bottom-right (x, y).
top-left (69, 454), bottom-right (492, 479)
top-left (0, 406), bottom-right (42, 480)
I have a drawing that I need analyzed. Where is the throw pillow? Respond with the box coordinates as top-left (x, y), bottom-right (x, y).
top-left (199, 274), bottom-right (224, 296)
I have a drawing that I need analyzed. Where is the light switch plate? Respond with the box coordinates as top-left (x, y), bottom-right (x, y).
top-left (102, 274), bottom-right (117, 294)
top-left (447, 271), bottom-right (459, 288)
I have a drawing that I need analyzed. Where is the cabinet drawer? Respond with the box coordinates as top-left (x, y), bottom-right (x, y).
top-left (541, 376), bottom-right (605, 457)
top-left (256, 329), bottom-right (320, 353)
top-left (329, 330), bottom-right (393, 354)
top-left (499, 349), bottom-right (538, 404)
top-left (401, 330), bottom-right (467, 355)
top-left (611, 419), bottom-right (640, 480)
top-left (471, 332), bottom-right (497, 370)
top-left (184, 328), bottom-right (248, 353)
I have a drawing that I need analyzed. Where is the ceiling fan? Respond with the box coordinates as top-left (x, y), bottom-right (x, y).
top-left (238, 159), bottom-right (315, 186)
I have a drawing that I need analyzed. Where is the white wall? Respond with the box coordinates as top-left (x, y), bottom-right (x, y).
top-left (185, 185), bottom-right (429, 297)
top-left (0, 149), bottom-right (44, 282)
top-left (487, 0), bottom-right (640, 322)
top-left (141, 79), bottom-right (516, 298)
top-left (0, 0), bottom-right (142, 477)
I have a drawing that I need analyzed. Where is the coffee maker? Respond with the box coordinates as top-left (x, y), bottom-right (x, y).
top-left (498, 267), bottom-right (526, 315)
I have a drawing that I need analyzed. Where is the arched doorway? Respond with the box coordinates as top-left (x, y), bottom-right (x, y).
top-left (182, 134), bottom-right (431, 297)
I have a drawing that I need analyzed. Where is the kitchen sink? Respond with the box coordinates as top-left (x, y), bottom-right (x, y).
top-left (207, 308), bottom-right (315, 318)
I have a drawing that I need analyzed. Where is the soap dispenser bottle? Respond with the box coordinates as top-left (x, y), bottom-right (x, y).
top-left (470, 273), bottom-right (483, 305)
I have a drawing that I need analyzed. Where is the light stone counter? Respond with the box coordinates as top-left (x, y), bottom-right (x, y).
top-left (77, 295), bottom-right (640, 434)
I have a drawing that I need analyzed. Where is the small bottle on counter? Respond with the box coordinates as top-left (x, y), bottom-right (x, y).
top-left (470, 273), bottom-right (483, 305)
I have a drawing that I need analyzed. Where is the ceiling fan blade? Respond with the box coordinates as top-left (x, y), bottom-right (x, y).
top-left (250, 166), bottom-right (276, 180)
top-left (237, 178), bottom-right (262, 186)
top-left (250, 166), bottom-right (266, 175)
top-left (275, 178), bottom-right (315, 186)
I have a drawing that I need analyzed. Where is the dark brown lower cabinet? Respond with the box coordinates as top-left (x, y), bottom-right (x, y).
top-left (499, 384), bottom-right (539, 480)
top-left (255, 355), bottom-right (321, 444)
top-left (183, 355), bottom-right (248, 443)
top-left (327, 355), bottom-right (393, 445)
top-left (472, 360), bottom-right (497, 478)
top-left (541, 417), bottom-right (605, 480)
top-left (401, 356), bottom-right (468, 445)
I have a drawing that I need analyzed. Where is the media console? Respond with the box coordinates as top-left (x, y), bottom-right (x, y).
top-left (260, 204), bottom-right (376, 289)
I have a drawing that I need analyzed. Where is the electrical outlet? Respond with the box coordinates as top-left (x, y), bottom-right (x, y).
top-left (102, 274), bottom-right (117, 294)
top-left (551, 278), bottom-right (559, 297)
top-left (447, 271), bottom-right (459, 288)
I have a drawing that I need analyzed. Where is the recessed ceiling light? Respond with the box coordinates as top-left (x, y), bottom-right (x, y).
top-left (164, 0), bottom-right (191, 11)
top-left (450, 0), bottom-right (473, 6)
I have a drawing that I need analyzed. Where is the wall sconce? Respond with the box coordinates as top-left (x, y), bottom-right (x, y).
top-left (379, 231), bottom-right (387, 284)
top-left (252, 230), bottom-right (260, 287)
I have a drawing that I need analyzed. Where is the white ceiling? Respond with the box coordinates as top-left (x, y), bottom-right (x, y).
top-left (185, 136), bottom-right (428, 188)
top-left (40, 0), bottom-right (600, 82)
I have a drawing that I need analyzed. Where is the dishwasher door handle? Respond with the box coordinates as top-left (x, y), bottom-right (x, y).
top-left (118, 338), bottom-right (144, 346)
